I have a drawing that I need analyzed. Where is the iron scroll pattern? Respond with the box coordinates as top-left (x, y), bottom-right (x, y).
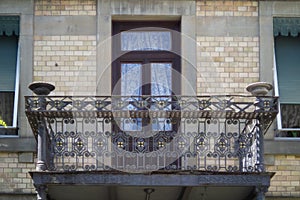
top-left (25, 95), bottom-right (278, 172)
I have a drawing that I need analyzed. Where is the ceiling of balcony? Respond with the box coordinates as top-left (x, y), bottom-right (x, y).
top-left (48, 185), bottom-right (254, 200)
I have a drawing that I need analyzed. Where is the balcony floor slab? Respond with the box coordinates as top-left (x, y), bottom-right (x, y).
top-left (30, 171), bottom-right (274, 200)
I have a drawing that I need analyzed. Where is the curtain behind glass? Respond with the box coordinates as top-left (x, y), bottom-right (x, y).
top-left (151, 63), bottom-right (172, 131)
top-left (121, 63), bottom-right (142, 131)
top-left (151, 63), bottom-right (172, 96)
top-left (119, 31), bottom-right (174, 132)
top-left (281, 104), bottom-right (300, 129)
top-left (121, 63), bottom-right (142, 97)
top-left (121, 31), bottom-right (171, 51)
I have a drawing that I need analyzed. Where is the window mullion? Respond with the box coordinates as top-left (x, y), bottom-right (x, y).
top-left (142, 60), bottom-right (151, 96)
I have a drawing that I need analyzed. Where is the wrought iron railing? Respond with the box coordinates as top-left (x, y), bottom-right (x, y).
top-left (25, 95), bottom-right (278, 173)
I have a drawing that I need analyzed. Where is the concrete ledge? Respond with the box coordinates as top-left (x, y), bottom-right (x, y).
top-left (34, 16), bottom-right (96, 36)
top-left (197, 16), bottom-right (258, 37)
top-left (0, 137), bottom-right (36, 152)
top-left (0, 194), bottom-right (36, 200)
top-left (264, 140), bottom-right (300, 155)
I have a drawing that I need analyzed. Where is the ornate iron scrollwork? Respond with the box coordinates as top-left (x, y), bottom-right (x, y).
top-left (25, 95), bottom-right (278, 173)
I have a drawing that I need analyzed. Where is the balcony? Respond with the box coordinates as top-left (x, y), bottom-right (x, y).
top-left (25, 83), bottom-right (278, 200)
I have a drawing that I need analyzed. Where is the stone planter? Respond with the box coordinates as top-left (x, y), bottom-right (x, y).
top-left (28, 82), bottom-right (55, 95)
top-left (246, 82), bottom-right (273, 96)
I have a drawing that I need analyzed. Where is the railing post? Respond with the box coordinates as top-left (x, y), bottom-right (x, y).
top-left (246, 82), bottom-right (273, 172)
top-left (28, 82), bottom-right (55, 171)
top-left (255, 122), bottom-right (265, 172)
top-left (36, 119), bottom-right (47, 171)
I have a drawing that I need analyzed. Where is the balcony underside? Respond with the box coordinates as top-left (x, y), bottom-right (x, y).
top-left (30, 171), bottom-right (274, 200)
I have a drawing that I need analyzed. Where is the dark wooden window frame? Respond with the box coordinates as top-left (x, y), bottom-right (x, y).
top-left (111, 21), bottom-right (181, 158)
top-left (112, 21), bottom-right (181, 96)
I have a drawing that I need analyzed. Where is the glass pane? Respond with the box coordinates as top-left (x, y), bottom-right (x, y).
top-left (151, 63), bottom-right (172, 131)
top-left (151, 63), bottom-right (172, 96)
top-left (121, 63), bottom-right (142, 131)
top-left (0, 92), bottom-right (14, 127)
top-left (275, 36), bottom-right (300, 103)
top-left (281, 104), bottom-right (300, 128)
top-left (121, 63), bottom-right (142, 97)
top-left (0, 35), bottom-right (17, 130)
top-left (277, 104), bottom-right (300, 137)
top-left (0, 35), bottom-right (18, 91)
top-left (120, 118), bottom-right (142, 132)
top-left (121, 31), bottom-right (171, 51)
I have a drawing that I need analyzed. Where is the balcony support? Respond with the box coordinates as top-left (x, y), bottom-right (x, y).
top-left (35, 184), bottom-right (48, 200)
top-left (35, 94), bottom-right (49, 171)
top-left (255, 186), bottom-right (268, 200)
top-left (246, 82), bottom-right (273, 173)
top-left (28, 82), bottom-right (55, 171)
top-left (36, 119), bottom-right (47, 171)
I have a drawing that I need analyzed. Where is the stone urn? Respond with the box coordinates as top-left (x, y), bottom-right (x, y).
top-left (28, 82), bottom-right (55, 95)
top-left (246, 82), bottom-right (273, 96)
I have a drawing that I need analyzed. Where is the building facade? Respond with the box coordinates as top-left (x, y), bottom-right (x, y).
top-left (0, 0), bottom-right (299, 199)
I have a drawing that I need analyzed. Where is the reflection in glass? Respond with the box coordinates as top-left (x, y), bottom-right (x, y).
top-left (121, 31), bottom-right (171, 51)
top-left (121, 63), bottom-right (142, 97)
top-left (151, 63), bottom-right (172, 96)
top-left (121, 63), bottom-right (142, 131)
top-left (278, 104), bottom-right (300, 137)
top-left (151, 63), bottom-right (172, 131)
top-left (119, 63), bottom-right (174, 132)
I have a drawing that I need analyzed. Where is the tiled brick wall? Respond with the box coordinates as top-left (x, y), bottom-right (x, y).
top-left (0, 153), bottom-right (35, 194)
top-left (196, 0), bottom-right (259, 95)
top-left (196, 36), bottom-right (259, 95)
top-left (197, 0), bottom-right (258, 17)
top-left (266, 155), bottom-right (300, 197)
top-left (35, 0), bottom-right (96, 16)
top-left (33, 35), bottom-right (97, 95)
top-left (34, 0), bottom-right (97, 96)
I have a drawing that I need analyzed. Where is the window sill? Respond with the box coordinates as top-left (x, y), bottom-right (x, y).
top-left (0, 137), bottom-right (36, 152)
top-left (0, 127), bottom-right (18, 135)
top-left (264, 139), bottom-right (300, 155)
top-left (274, 137), bottom-right (300, 141)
